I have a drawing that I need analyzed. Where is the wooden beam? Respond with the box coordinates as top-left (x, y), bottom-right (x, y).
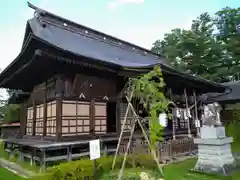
top-left (42, 50), bottom-right (118, 73)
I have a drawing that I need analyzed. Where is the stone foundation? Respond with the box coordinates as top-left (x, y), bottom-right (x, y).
top-left (194, 126), bottom-right (236, 175)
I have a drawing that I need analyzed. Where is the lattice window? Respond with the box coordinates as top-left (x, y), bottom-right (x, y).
top-left (120, 102), bottom-right (133, 131)
top-left (94, 102), bottom-right (107, 134)
top-left (35, 104), bottom-right (44, 136)
top-left (26, 107), bottom-right (33, 135)
top-left (46, 101), bottom-right (56, 136)
top-left (62, 101), bottom-right (90, 136)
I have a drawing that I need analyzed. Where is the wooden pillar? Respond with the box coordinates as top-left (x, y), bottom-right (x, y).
top-left (18, 145), bottom-right (23, 162)
top-left (56, 76), bottom-right (64, 141)
top-left (43, 82), bottom-right (47, 138)
top-left (31, 147), bottom-right (36, 166)
top-left (67, 146), bottom-right (72, 161)
top-left (193, 90), bottom-right (200, 137)
top-left (20, 101), bottom-right (27, 137)
top-left (32, 100), bottom-right (37, 136)
top-left (40, 148), bottom-right (46, 172)
top-left (184, 88), bottom-right (191, 138)
top-left (56, 96), bottom-right (62, 141)
top-left (90, 99), bottom-right (95, 136)
top-left (169, 88), bottom-right (176, 140)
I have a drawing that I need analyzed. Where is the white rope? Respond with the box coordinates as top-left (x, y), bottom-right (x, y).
top-left (168, 99), bottom-right (200, 111)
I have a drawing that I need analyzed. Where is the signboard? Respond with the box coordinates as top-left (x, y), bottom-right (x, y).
top-left (89, 139), bottom-right (100, 160)
top-left (159, 113), bottom-right (167, 127)
top-left (195, 120), bottom-right (200, 128)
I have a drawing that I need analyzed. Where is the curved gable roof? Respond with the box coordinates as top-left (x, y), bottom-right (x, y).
top-left (25, 2), bottom-right (169, 68)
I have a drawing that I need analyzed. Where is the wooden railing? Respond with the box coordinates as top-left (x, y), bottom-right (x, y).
top-left (119, 137), bottom-right (197, 163)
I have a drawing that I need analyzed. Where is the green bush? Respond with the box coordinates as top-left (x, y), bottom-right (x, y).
top-left (100, 168), bottom-right (161, 180)
top-left (100, 169), bottom-right (141, 180)
top-left (133, 154), bottom-right (157, 169)
top-left (225, 108), bottom-right (240, 152)
top-left (32, 154), bottom-right (158, 180)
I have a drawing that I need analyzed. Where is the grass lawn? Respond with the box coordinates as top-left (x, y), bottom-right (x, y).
top-left (0, 167), bottom-right (25, 180)
top-left (100, 158), bottom-right (240, 180)
top-left (163, 158), bottom-right (239, 180)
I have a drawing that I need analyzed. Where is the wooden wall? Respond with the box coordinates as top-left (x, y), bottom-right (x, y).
top-left (62, 100), bottom-right (91, 136)
top-left (60, 73), bottom-right (117, 100)
top-left (21, 72), bottom-right (123, 140)
top-left (61, 100), bottom-right (107, 136)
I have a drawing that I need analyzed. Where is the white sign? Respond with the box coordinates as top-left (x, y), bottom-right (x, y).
top-left (89, 139), bottom-right (101, 160)
top-left (159, 113), bottom-right (167, 127)
top-left (195, 120), bottom-right (200, 128)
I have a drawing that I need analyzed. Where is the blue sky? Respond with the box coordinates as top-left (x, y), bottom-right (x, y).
top-left (0, 0), bottom-right (239, 72)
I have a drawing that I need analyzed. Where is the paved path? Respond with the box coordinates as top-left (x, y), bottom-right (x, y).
top-left (0, 158), bottom-right (36, 178)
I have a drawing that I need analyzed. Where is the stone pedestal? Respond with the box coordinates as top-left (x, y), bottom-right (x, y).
top-left (194, 126), bottom-right (236, 175)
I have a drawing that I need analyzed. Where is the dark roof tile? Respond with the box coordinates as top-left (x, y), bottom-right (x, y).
top-left (205, 81), bottom-right (240, 103)
top-left (26, 2), bottom-right (170, 68)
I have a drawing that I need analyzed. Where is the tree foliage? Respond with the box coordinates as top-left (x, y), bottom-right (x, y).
top-left (0, 89), bottom-right (20, 124)
top-left (1, 104), bottom-right (20, 124)
top-left (131, 66), bottom-right (168, 149)
top-left (152, 7), bottom-right (240, 83)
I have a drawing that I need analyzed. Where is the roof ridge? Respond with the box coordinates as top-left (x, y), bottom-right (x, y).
top-left (27, 1), bottom-right (162, 58)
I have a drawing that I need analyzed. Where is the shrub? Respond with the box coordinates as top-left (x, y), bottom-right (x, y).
top-left (225, 108), bottom-right (240, 152)
top-left (45, 158), bottom-right (94, 180)
top-left (100, 169), bottom-right (141, 180)
top-left (133, 154), bottom-right (157, 169)
top-left (32, 154), bottom-right (158, 180)
top-left (100, 168), bottom-right (161, 180)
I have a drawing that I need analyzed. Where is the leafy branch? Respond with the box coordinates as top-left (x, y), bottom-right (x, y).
top-left (130, 65), bottom-right (169, 151)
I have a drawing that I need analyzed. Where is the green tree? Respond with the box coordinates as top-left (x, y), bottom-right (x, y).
top-left (2, 104), bottom-right (20, 124)
top-left (0, 89), bottom-right (20, 124)
top-left (214, 7), bottom-right (240, 81)
top-left (152, 12), bottom-right (227, 82)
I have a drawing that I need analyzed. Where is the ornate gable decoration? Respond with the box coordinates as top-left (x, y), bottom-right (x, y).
top-left (103, 95), bottom-right (109, 100)
top-left (79, 93), bottom-right (86, 99)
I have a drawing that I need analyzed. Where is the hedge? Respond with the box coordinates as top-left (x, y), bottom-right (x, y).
top-left (31, 154), bottom-right (161, 180)
top-left (225, 108), bottom-right (240, 152)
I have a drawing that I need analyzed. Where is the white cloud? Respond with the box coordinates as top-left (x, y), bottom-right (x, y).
top-left (107, 0), bottom-right (144, 9)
